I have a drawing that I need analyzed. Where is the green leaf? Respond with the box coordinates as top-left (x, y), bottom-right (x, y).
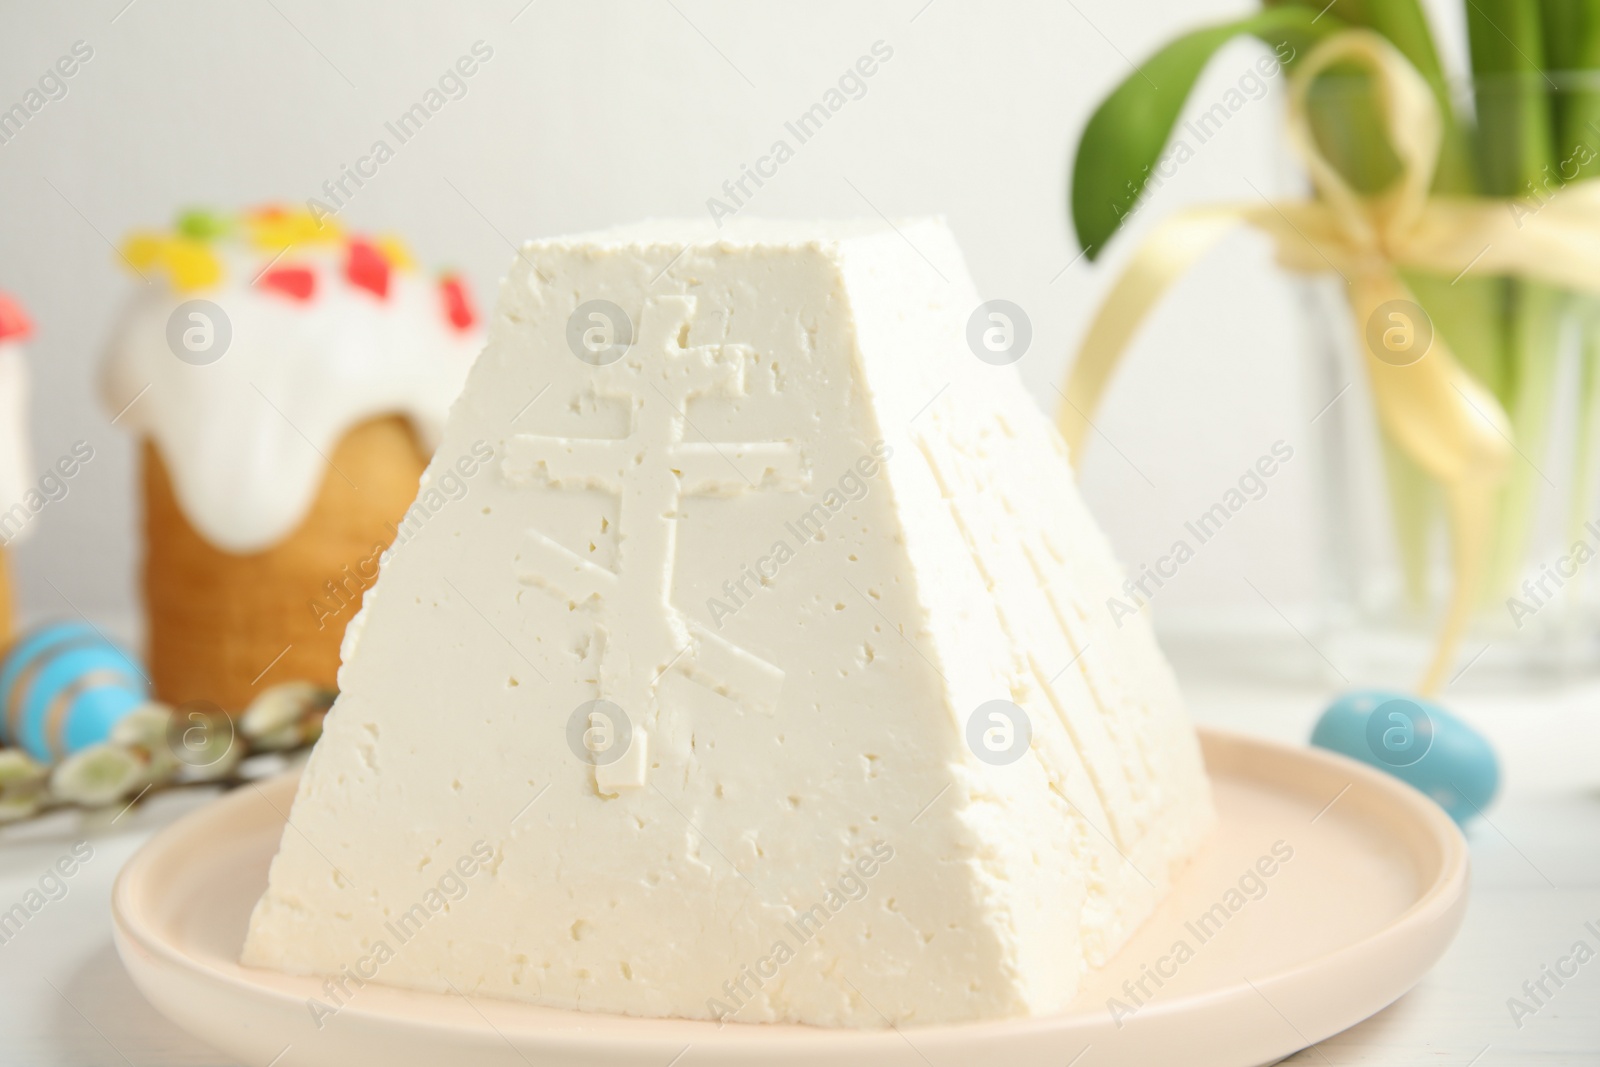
top-left (175, 207), bottom-right (232, 242)
top-left (1070, 7), bottom-right (1339, 258)
top-left (1468, 0), bottom-right (1555, 196)
top-left (1540, 0), bottom-right (1600, 181)
top-left (1537, 0), bottom-right (1597, 71)
top-left (1468, 0), bottom-right (1558, 509)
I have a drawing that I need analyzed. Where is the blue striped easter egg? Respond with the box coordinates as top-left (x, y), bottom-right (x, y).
top-left (0, 622), bottom-right (149, 763)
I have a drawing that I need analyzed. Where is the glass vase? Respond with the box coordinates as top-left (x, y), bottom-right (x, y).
top-left (1308, 269), bottom-right (1600, 690)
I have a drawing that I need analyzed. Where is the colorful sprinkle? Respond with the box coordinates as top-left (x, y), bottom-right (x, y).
top-left (345, 238), bottom-right (391, 299)
top-left (175, 208), bottom-right (232, 242)
top-left (376, 235), bottom-right (415, 272)
top-left (118, 234), bottom-right (222, 293)
top-left (247, 205), bottom-right (341, 250)
top-left (259, 266), bottom-right (316, 302)
top-left (164, 238), bottom-right (223, 292)
top-left (121, 232), bottom-right (167, 272)
top-left (0, 292), bottom-right (32, 343)
top-left (439, 274), bottom-right (477, 331)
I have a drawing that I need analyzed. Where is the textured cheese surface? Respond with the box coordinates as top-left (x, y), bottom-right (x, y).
top-left (241, 218), bottom-right (1214, 1027)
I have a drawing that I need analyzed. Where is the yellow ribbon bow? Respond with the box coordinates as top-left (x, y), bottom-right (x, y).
top-left (1058, 29), bottom-right (1600, 694)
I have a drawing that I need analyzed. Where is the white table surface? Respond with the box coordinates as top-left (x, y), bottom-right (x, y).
top-left (1, 666), bottom-right (1596, 1067)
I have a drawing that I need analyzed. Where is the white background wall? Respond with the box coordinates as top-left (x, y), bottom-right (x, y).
top-left (0, 0), bottom-right (1472, 642)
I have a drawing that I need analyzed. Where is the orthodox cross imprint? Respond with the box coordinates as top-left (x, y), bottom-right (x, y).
top-left (503, 294), bottom-right (805, 792)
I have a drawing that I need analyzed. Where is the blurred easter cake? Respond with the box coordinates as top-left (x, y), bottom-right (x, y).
top-left (102, 207), bottom-right (483, 711)
top-left (0, 291), bottom-right (35, 646)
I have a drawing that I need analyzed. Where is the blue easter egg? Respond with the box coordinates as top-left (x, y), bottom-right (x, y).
top-left (0, 621), bottom-right (149, 764)
top-left (1310, 689), bottom-right (1499, 825)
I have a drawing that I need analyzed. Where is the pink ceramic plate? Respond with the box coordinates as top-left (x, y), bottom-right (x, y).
top-left (112, 729), bottom-right (1468, 1066)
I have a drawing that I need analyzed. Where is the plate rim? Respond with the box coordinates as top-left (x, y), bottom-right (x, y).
top-left (111, 726), bottom-right (1470, 1052)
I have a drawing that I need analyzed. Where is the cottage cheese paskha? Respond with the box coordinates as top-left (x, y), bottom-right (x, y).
top-left (242, 219), bottom-right (1214, 1027)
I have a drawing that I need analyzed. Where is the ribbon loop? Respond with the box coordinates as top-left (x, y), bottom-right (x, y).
top-left (1286, 31), bottom-right (1441, 251)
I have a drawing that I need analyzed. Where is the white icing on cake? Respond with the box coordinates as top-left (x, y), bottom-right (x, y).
top-left (0, 341), bottom-right (32, 540)
top-left (101, 240), bottom-right (483, 553)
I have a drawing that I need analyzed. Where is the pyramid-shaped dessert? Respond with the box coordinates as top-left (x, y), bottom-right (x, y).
top-left (242, 219), bottom-right (1213, 1027)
